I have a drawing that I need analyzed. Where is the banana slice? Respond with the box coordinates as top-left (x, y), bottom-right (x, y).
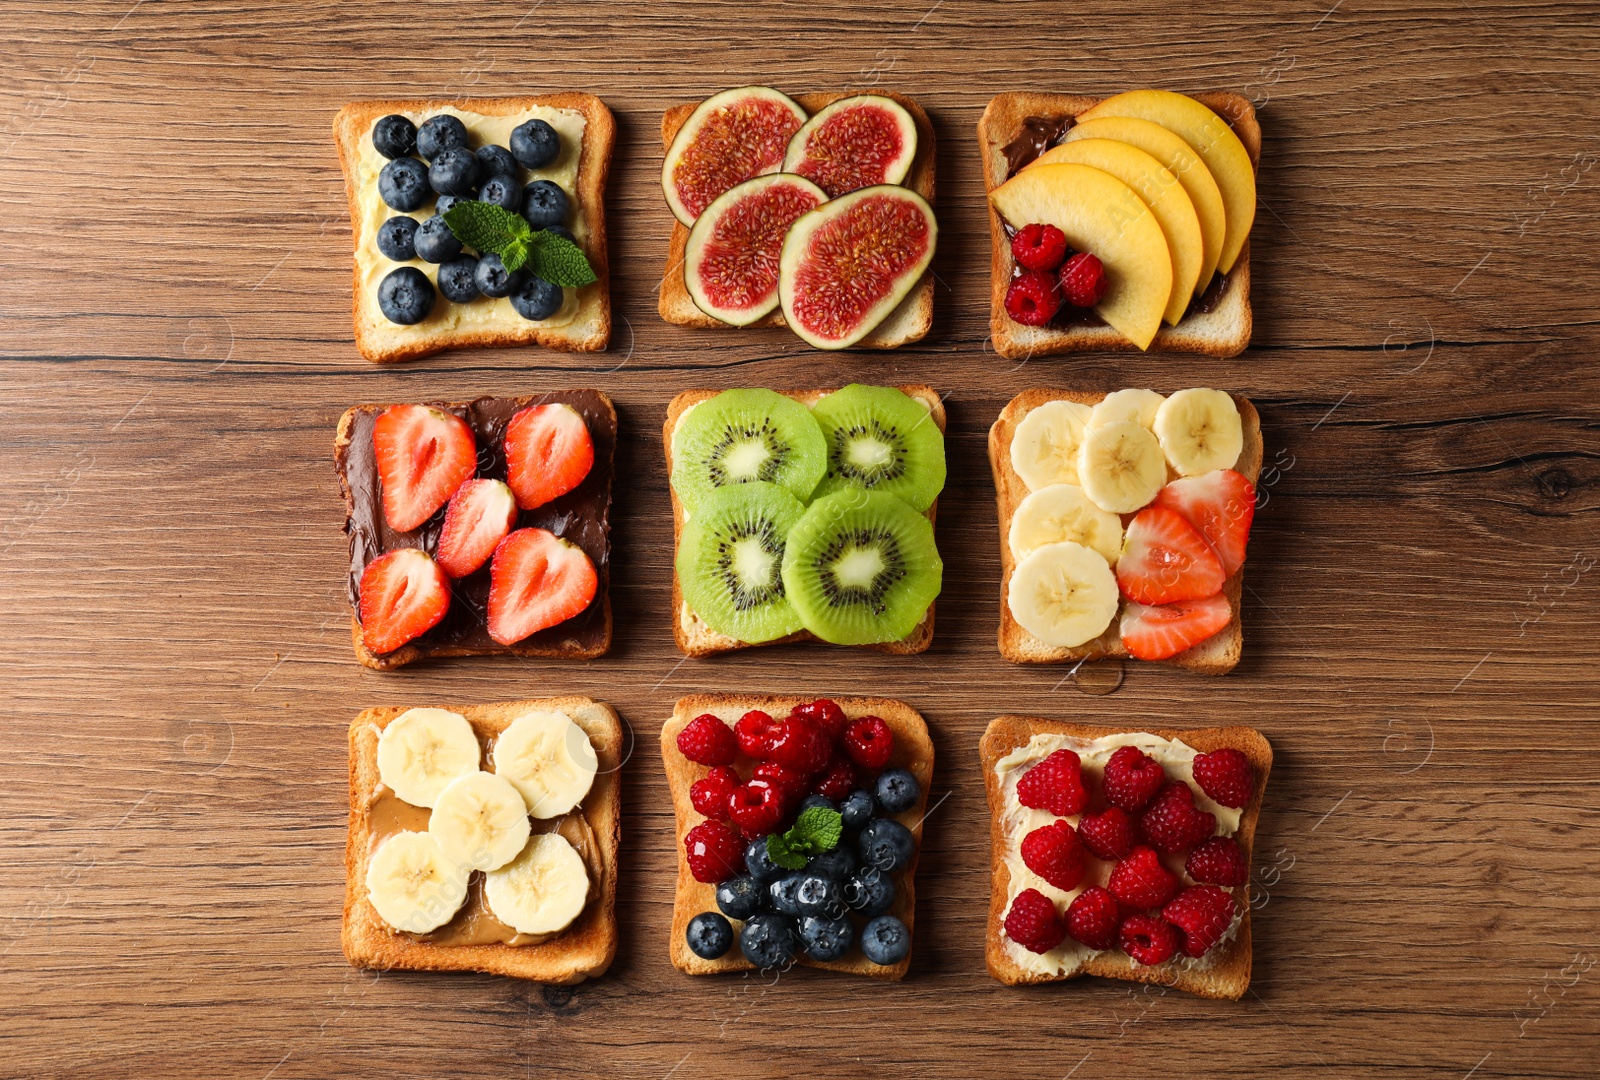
top-left (1154, 388), bottom-right (1243, 476)
top-left (1008, 541), bottom-right (1120, 647)
top-left (376, 708), bottom-right (481, 809)
top-left (484, 832), bottom-right (589, 936)
top-left (1088, 388), bottom-right (1165, 433)
top-left (1009, 484), bottom-right (1124, 567)
top-left (492, 710), bottom-right (599, 819)
top-left (1078, 420), bottom-right (1168, 513)
top-left (428, 771), bottom-right (532, 872)
top-left (365, 831), bottom-right (468, 933)
top-left (1010, 400), bottom-right (1092, 491)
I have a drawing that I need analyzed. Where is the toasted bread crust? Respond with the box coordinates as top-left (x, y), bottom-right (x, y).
top-left (662, 694), bottom-right (934, 980)
top-left (663, 385), bottom-right (946, 657)
top-left (657, 90), bottom-right (935, 349)
top-left (980, 716), bottom-right (1271, 998)
top-left (989, 388), bottom-right (1262, 672)
top-left (977, 91), bottom-right (1258, 359)
top-left (333, 94), bottom-right (614, 363)
top-left (342, 697), bottom-right (622, 983)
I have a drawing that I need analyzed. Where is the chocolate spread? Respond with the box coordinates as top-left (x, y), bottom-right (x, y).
top-left (1185, 267), bottom-right (1232, 317)
top-left (1002, 114), bottom-right (1075, 177)
top-left (335, 392), bottom-right (615, 657)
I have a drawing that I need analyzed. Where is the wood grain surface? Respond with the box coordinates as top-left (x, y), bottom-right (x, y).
top-left (3, 3), bottom-right (1597, 1078)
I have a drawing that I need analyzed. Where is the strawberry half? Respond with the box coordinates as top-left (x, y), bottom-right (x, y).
top-left (1120, 594), bottom-right (1232, 661)
top-left (1153, 468), bottom-right (1256, 576)
top-left (504, 403), bottom-right (594, 511)
top-left (487, 528), bottom-right (598, 645)
top-left (359, 548), bottom-right (450, 655)
top-left (436, 479), bottom-right (518, 579)
top-left (1116, 506), bottom-right (1227, 605)
top-left (373, 405), bottom-right (477, 532)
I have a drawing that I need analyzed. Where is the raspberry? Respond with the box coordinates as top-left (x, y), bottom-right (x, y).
top-left (1102, 745), bottom-right (1165, 811)
top-left (812, 755), bottom-right (857, 800)
top-left (843, 715), bottom-right (894, 770)
top-left (1003, 887), bottom-right (1066, 954)
top-left (1066, 885), bottom-right (1120, 951)
top-left (1186, 835), bottom-right (1248, 887)
top-left (753, 760), bottom-right (806, 801)
top-left (727, 778), bottom-right (787, 835)
top-left (683, 819), bottom-right (744, 883)
top-left (1192, 748), bottom-right (1253, 808)
top-left (677, 713), bottom-right (737, 767)
top-left (1140, 783), bottom-right (1217, 854)
top-left (734, 710), bottom-right (779, 759)
top-left (1020, 820), bottom-right (1086, 892)
top-left (792, 698), bottom-right (849, 744)
top-left (1011, 222), bottom-right (1068, 272)
top-left (1108, 846), bottom-right (1178, 910)
top-left (689, 765), bottom-right (738, 819)
top-left (1015, 749), bottom-right (1086, 816)
top-left (767, 716), bottom-right (831, 775)
top-left (1118, 913), bottom-right (1179, 966)
top-left (1004, 270), bottom-right (1061, 326)
top-left (1059, 252), bottom-right (1107, 308)
top-left (1162, 885), bottom-right (1238, 958)
top-left (1077, 806), bottom-right (1139, 861)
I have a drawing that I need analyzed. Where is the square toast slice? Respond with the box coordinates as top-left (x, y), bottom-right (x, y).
top-left (657, 90), bottom-right (935, 349)
top-left (977, 91), bottom-right (1259, 359)
top-left (981, 715), bottom-right (1272, 998)
top-left (664, 385), bottom-right (944, 657)
top-left (662, 694), bottom-right (934, 980)
top-left (333, 94), bottom-right (614, 363)
top-left (343, 696), bottom-right (622, 984)
top-left (989, 388), bottom-right (1262, 672)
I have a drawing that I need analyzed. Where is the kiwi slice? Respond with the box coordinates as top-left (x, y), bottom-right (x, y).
top-left (809, 384), bottom-right (946, 512)
top-left (671, 388), bottom-right (827, 512)
top-left (781, 489), bottom-right (943, 645)
top-left (678, 481), bottom-right (807, 643)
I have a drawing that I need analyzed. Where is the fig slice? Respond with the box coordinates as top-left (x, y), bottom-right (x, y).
top-left (685, 172), bottom-right (828, 326)
top-left (782, 95), bottom-right (918, 199)
top-left (778, 185), bottom-right (937, 350)
top-left (662, 86), bottom-right (808, 227)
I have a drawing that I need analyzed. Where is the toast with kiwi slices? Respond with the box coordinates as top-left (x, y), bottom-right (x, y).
top-left (663, 385), bottom-right (946, 657)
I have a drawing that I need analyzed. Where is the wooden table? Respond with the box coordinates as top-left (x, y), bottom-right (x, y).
top-left (4, 3), bottom-right (1596, 1077)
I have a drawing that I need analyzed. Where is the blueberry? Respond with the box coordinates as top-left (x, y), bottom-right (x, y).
top-left (378, 157), bottom-right (429, 212)
top-left (509, 275), bottom-right (563, 321)
top-left (859, 914), bottom-right (911, 966)
top-left (793, 873), bottom-right (843, 919)
top-left (472, 253), bottom-right (521, 299)
top-left (858, 818), bottom-right (915, 874)
top-left (745, 835), bottom-right (784, 883)
top-left (437, 255), bottom-right (480, 303)
top-left (806, 845), bottom-right (857, 883)
top-left (875, 768), bottom-right (921, 815)
top-left (376, 267), bottom-right (434, 325)
top-left (416, 114), bottom-right (469, 160)
top-left (429, 146), bottom-right (481, 196)
top-left (435, 193), bottom-right (469, 217)
top-left (478, 172), bottom-right (523, 211)
top-left (475, 143), bottom-right (517, 178)
top-left (375, 215), bottom-right (418, 261)
top-left (739, 913), bottom-right (798, 969)
top-left (372, 114), bottom-right (417, 159)
top-left (541, 224), bottom-right (577, 246)
top-left (843, 867), bottom-right (895, 917)
top-left (412, 214), bottom-right (463, 263)
top-left (840, 789), bottom-right (876, 831)
top-left (798, 914), bottom-right (854, 962)
top-left (715, 874), bottom-right (764, 921)
top-left (686, 911), bottom-right (733, 960)
top-left (768, 873), bottom-right (805, 916)
top-left (521, 179), bottom-right (569, 228)
top-left (510, 118), bottom-right (561, 169)
top-left (799, 794), bottom-right (837, 815)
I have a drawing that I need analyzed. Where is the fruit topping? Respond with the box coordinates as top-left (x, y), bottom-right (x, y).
top-left (1120, 593), bottom-right (1232, 661)
top-left (1004, 887), bottom-right (1067, 954)
top-left (1153, 388), bottom-right (1244, 477)
top-left (1021, 820), bottom-right (1086, 892)
top-left (510, 118), bottom-right (561, 170)
top-left (510, 276), bottom-right (563, 321)
top-left (1077, 805), bottom-right (1140, 861)
top-left (475, 143), bottom-right (517, 179)
top-left (690, 765), bottom-right (739, 819)
top-left (792, 698), bottom-right (850, 744)
top-left (740, 912), bottom-right (799, 968)
top-left (1010, 222), bottom-right (1069, 272)
top-left (359, 548), bottom-right (451, 655)
top-left (1186, 834), bottom-right (1249, 887)
top-left (809, 384), bottom-right (947, 512)
top-left (484, 832), bottom-right (590, 936)
top-left (1116, 506), bottom-right (1227, 605)
top-left (1162, 885), bottom-right (1238, 958)
top-left (676, 481), bottom-right (806, 644)
top-left (477, 172), bottom-right (523, 212)
top-left (1139, 782), bottom-right (1217, 854)
top-left (485, 527), bottom-right (598, 645)
top-left (1118, 912), bottom-right (1179, 966)
top-left (1102, 745), bottom-right (1167, 811)
top-left (491, 709), bottom-right (598, 819)
top-left (799, 913), bottom-right (855, 961)
top-left (1153, 469), bottom-right (1256, 576)
top-left (378, 156), bottom-right (429, 212)
top-left (857, 818), bottom-right (915, 873)
top-left (813, 756), bottom-right (858, 800)
top-left (413, 214), bottom-right (463, 263)
top-left (663, 86), bottom-right (808, 226)
top-left (372, 114), bottom-right (417, 160)
top-left (677, 713), bottom-right (739, 767)
top-left (1089, 388), bottom-right (1165, 432)
top-left (671, 388), bottom-right (827, 511)
top-left (685, 172), bottom-right (827, 326)
top-left (1058, 251), bottom-right (1108, 308)
top-left (1078, 420), bottom-right (1167, 514)
top-left (1008, 483), bottom-right (1123, 566)
top-left (521, 179), bottom-right (570, 229)
top-left (428, 145), bottom-right (481, 197)
top-left (377, 266), bottom-right (435, 325)
top-left (376, 215), bottom-right (418, 261)
top-left (1108, 846), bottom-right (1178, 910)
top-left (415, 114), bottom-right (468, 160)
top-left (1015, 748), bottom-right (1087, 817)
top-left (437, 255), bottom-right (480, 303)
top-left (839, 789), bottom-right (875, 832)
top-left (428, 770), bottom-right (532, 871)
top-left (753, 760), bottom-right (807, 801)
top-left (859, 914), bottom-right (911, 966)
top-left (431, 480), bottom-right (516, 583)
top-left (735, 709), bottom-right (780, 758)
top-left (372, 406), bottom-right (473, 531)
top-left (1006, 541), bottom-right (1119, 649)
top-left (1065, 886), bottom-right (1121, 951)
top-left (781, 94), bottom-right (918, 199)
top-left (778, 185), bottom-right (937, 350)
top-left (1003, 269), bottom-right (1061, 326)
top-left (504, 402), bottom-right (595, 511)
top-left (376, 709), bottom-right (480, 808)
top-left (843, 715), bottom-right (894, 770)
top-left (365, 831), bottom-right (468, 934)
top-left (729, 778), bottom-right (787, 835)
top-left (473, 253), bottom-right (521, 299)
top-left (1011, 400), bottom-right (1091, 490)
top-left (715, 874), bottom-right (765, 920)
top-left (684, 819), bottom-right (746, 883)
top-left (686, 910), bottom-right (734, 959)
top-left (845, 866), bottom-right (895, 916)
top-left (767, 715), bottom-right (832, 776)
top-left (1192, 747), bottom-right (1254, 808)
top-left (874, 767), bottom-right (921, 814)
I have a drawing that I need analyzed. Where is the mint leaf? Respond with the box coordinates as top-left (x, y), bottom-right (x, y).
top-left (441, 200), bottom-right (531, 261)
top-left (764, 806), bottom-right (843, 871)
top-left (525, 230), bottom-right (598, 288)
top-left (766, 833), bottom-right (808, 871)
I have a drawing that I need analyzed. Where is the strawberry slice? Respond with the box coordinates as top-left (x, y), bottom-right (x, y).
top-left (1120, 594), bottom-right (1232, 661)
top-left (1153, 468), bottom-right (1256, 576)
top-left (359, 548), bottom-right (450, 655)
top-left (504, 403), bottom-right (594, 510)
top-left (373, 405), bottom-right (477, 532)
top-left (487, 528), bottom-right (598, 645)
top-left (1116, 506), bottom-right (1227, 605)
top-left (436, 479), bottom-right (519, 579)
